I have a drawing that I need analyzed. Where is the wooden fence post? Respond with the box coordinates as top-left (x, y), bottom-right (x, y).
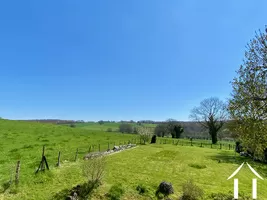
top-left (15, 160), bottom-right (20, 185)
top-left (75, 148), bottom-right (78, 162)
top-left (88, 145), bottom-right (91, 153)
top-left (57, 151), bottom-right (61, 167)
top-left (211, 144), bottom-right (212, 149)
top-left (41, 145), bottom-right (45, 171)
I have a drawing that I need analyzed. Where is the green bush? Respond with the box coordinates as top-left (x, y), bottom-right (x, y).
top-left (107, 183), bottom-right (125, 200)
top-left (69, 124), bottom-right (76, 128)
top-left (119, 123), bottom-right (133, 133)
top-left (136, 184), bottom-right (148, 195)
top-left (180, 180), bottom-right (203, 200)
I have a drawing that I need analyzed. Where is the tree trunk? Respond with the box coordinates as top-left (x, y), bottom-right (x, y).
top-left (210, 130), bottom-right (218, 144)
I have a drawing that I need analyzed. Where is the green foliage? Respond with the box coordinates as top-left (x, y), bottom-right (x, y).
top-left (154, 124), bottom-right (168, 137)
top-left (69, 123), bottom-right (76, 128)
top-left (136, 126), bottom-right (153, 144)
top-left (106, 183), bottom-right (125, 200)
top-left (98, 120), bottom-right (104, 125)
top-left (119, 123), bottom-right (134, 133)
top-left (181, 180), bottom-right (204, 200)
top-left (154, 120), bottom-right (184, 138)
top-left (136, 183), bottom-right (149, 195)
top-left (228, 26), bottom-right (267, 158)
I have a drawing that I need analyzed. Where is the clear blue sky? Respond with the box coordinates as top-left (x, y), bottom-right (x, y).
top-left (0, 0), bottom-right (266, 121)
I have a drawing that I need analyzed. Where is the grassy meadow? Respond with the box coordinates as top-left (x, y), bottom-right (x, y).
top-left (0, 119), bottom-right (264, 199)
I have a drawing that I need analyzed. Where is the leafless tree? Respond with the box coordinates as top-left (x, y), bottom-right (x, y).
top-left (189, 97), bottom-right (227, 144)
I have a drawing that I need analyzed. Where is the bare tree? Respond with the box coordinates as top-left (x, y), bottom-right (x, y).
top-left (189, 97), bottom-right (227, 144)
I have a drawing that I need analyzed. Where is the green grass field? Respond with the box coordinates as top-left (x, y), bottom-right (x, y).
top-left (0, 119), bottom-right (263, 200)
top-left (69, 122), bottom-right (157, 131)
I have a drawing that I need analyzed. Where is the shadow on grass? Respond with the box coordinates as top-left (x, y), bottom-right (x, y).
top-left (208, 151), bottom-right (267, 178)
top-left (52, 180), bottom-right (100, 200)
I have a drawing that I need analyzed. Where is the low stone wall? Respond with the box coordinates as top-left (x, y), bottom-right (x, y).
top-left (83, 143), bottom-right (137, 160)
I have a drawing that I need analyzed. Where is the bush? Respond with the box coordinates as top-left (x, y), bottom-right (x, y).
top-left (82, 157), bottom-right (105, 184)
top-left (106, 183), bottom-right (125, 200)
top-left (119, 123), bottom-right (133, 133)
top-left (106, 128), bottom-right (112, 132)
top-left (155, 181), bottom-right (174, 198)
top-left (69, 123), bottom-right (76, 128)
top-left (136, 184), bottom-right (148, 195)
top-left (180, 180), bottom-right (203, 200)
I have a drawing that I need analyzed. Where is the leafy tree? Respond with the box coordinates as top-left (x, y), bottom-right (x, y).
top-left (98, 120), bottom-right (104, 125)
top-left (189, 97), bottom-right (227, 144)
top-left (119, 123), bottom-right (133, 134)
top-left (154, 124), bottom-right (168, 137)
top-left (136, 126), bottom-right (153, 144)
top-left (166, 119), bottom-right (184, 138)
top-left (228, 26), bottom-right (267, 159)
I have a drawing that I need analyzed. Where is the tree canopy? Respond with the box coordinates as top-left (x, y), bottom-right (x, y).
top-left (228, 27), bottom-right (267, 158)
top-left (189, 97), bottom-right (227, 144)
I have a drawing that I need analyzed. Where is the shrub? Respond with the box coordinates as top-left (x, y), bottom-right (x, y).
top-left (180, 180), bottom-right (203, 200)
top-left (69, 124), bottom-right (76, 128)
top-left (106, 128), bottom-right (112, 132)
top-left (155, 181), bottom-right (174, 198)
top-left (106, 183), bottom-right (125, 200)
top-left (119, 123), bottom-right (133, 133)
top-left (82, 157), bottom-right (105, 184)
top-left (136, 184), bottom-right (148, 195)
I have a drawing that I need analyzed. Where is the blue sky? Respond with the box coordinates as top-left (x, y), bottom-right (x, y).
top-left (0, 0), bottom-right (266, 121)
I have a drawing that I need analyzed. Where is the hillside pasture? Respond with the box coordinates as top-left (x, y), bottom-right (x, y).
top-left (1, 144), bottom-right (267, 199)
top-left (0, 120), bottom-right (138, 193)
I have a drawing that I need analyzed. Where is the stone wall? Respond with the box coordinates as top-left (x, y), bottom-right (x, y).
top-left (83, 143), bottom-right (137, 160)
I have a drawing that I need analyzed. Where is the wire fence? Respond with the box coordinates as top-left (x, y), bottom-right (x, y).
top-left (1, 137), bottom-right (236, 186)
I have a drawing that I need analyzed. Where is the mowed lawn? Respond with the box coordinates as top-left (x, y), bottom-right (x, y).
top-left (2, 143), bottom-right (267, 199)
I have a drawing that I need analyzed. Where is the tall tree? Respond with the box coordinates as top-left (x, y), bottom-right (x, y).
top-left (228, 26), bottom-right (267, 159)
top-left (189, 97), bottom-right (227, 144)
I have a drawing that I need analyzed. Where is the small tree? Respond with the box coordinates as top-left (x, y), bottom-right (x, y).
top-left (136, 126), bottom-right (153, 144)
